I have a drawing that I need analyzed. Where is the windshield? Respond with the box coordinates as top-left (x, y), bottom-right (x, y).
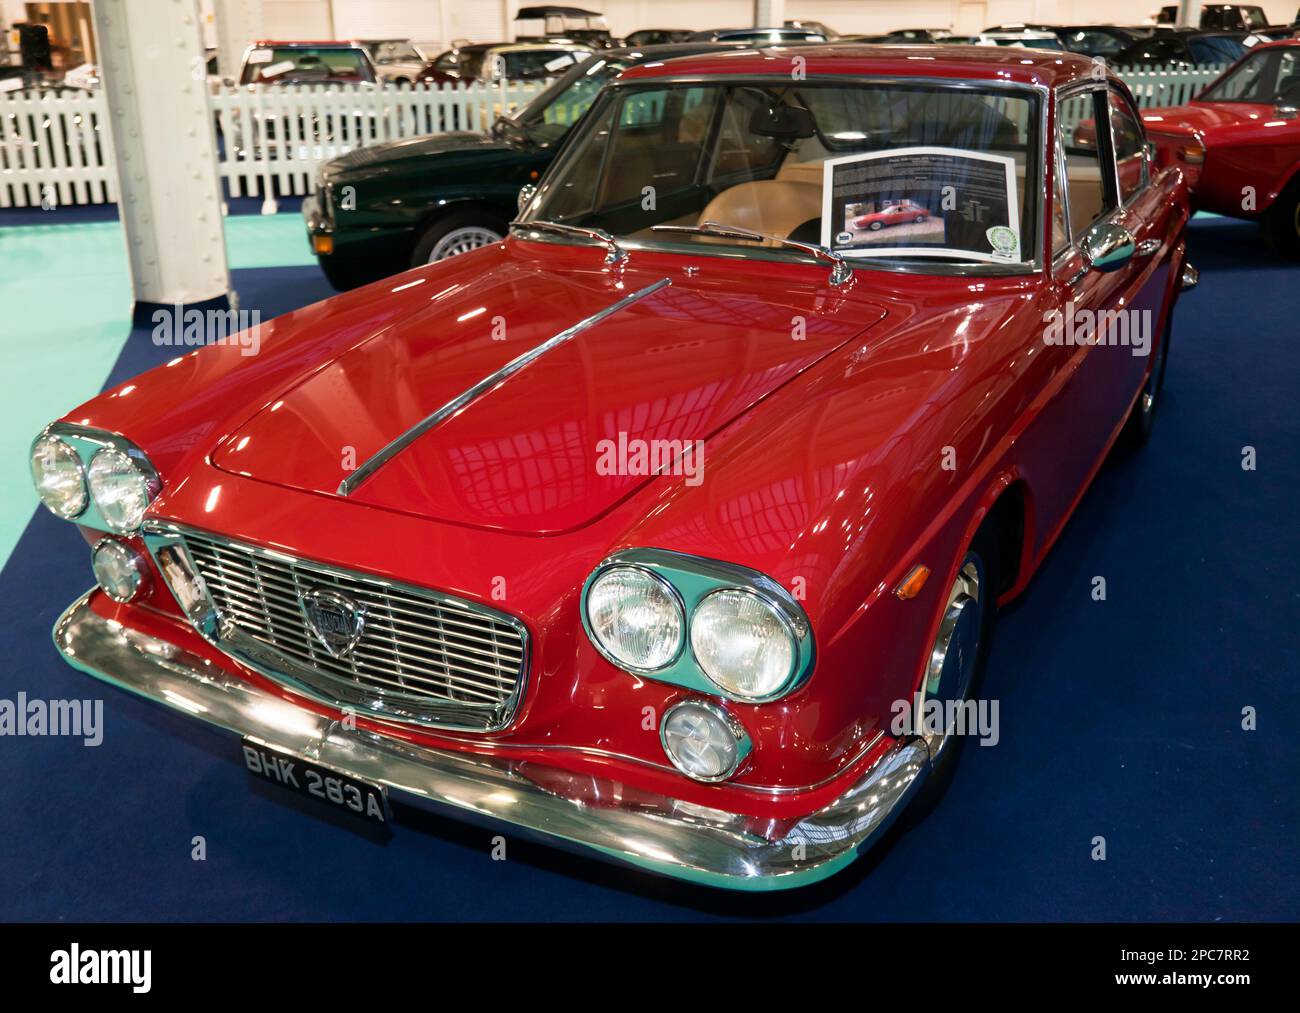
top-left (521, 79), bottom-right (1041, 272)
top-left (241, 46), bottom-right (374, 84)
top-left (1200, 46), bottom-right (1300, 102)
top-left (511, 55), bottom-right (630, 145)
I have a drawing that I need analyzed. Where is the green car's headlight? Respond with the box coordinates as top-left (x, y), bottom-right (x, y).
top-left (30, 434), bottom-right (88, 519)
top-left (88, 447), bottom-right (160, 534)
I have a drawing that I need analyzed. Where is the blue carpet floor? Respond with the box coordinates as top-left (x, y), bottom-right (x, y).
top-left (0, 217), bottom-right (1296, 921)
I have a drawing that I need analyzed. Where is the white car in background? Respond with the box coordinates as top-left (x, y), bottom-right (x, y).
top-left (976, 30), bottom-right (1066, 50)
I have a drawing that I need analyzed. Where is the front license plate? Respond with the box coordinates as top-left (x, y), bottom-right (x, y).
top-left (241, 739), bottom-right (390, 826)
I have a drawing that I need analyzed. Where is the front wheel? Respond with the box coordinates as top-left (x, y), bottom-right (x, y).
top-left (1262, 178), bottom-right (1300, 258)
top-left (903, 528), bottom-right (1002, 816)
top-left (411, 212), bottom-right (507, 266)
top-left (869, 221), bottom-right (883, 231)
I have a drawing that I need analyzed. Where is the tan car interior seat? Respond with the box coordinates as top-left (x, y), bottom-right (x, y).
top-left (695, 179), bottom-right (822, 239)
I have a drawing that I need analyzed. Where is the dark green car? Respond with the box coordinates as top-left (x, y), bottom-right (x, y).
top-left (303, 42), bottom-right (745, 289)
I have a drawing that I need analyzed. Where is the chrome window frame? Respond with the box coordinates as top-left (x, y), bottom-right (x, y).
top-left (1105, 82), bottom-right (1152, 208)
top-left (522, 73), bottom-right (1051, 278)
top-left (1051, 79), bottom-right (1126, 276)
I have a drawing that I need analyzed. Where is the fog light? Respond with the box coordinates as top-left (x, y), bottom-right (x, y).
top-left (92, 538), bottom-right (147, 603)
top-left (660, 700), bottom-right (750, 783)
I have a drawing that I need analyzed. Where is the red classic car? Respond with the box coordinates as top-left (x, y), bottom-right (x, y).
top-left (34, 45), bottom-right (1196, 891)
top-left (853, 199), bottom-right (932, 230)
top-left (1141, 39), bottom-right (1300, 254)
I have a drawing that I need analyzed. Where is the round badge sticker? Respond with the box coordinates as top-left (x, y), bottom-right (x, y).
top-left (986, 226), bottom-right (1019, 260)
top-left (836, 230), bottom-right (853, 245)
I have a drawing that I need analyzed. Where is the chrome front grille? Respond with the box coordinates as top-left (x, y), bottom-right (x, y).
top-left (170, 528), bottom-right (527, 731)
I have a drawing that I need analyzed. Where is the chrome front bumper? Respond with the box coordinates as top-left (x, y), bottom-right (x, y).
top-left (53, 592), bottom-right (929, 891)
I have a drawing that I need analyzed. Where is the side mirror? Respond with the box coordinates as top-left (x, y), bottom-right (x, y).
top-left (517, 183), bottom-right (537, 215)
top-left (1080, 221), bottom-right (1135, 273)
top-left (1275, 103), bottom-right (1298, 120)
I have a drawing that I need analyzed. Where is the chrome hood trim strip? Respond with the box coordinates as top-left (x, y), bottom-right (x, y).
top-left (337, 277), bottom-right (672, 496)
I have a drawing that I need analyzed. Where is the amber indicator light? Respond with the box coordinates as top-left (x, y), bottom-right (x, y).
top-left (894, 564), bottom-right (931, 600)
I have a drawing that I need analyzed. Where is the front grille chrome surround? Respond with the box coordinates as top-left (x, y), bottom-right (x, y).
top-left (142, 521), bottom-right (529, 732)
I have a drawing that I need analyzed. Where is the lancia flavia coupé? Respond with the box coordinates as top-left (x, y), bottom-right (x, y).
top-left (36, 46), bottom-right (1196, 891)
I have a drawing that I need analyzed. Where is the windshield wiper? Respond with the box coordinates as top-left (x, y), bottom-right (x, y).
top-left (651, 221), bottom-right (852, 286)
top-left (509, 220), bottom-right (628, 266)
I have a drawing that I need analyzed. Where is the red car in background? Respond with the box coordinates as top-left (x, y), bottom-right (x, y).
top-left (1141, 39), bottom-right (1300, 254)
top-left (854, 199), bottom-right (932, 230)
top-left (34, 46), bottom-right (1194, 891)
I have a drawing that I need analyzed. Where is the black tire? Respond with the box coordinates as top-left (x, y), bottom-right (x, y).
top-left (410, 210), bottom-right (508, 267)
top-left (1262, 178), bottom-right (1300, 258)
top-left (1120, 315), bottom-right (1172, 450)
top-left (869, 221), bottom-right (883, 231)
top-left (901, 525), bottom-right (1002, 818)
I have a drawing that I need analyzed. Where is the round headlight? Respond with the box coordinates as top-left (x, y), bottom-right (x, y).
top-left (660, 700), bottom-right (749, 782)
top-left (92, 538), bottom-right (147, 603)
top-left (585, 566), bottom-right (684, 671)
top-left (88, 447), bottom-right (157, 533)
top-left (30, 434), bottom-right (87, 519)
top-left (690, 589), bottom-right (797, 701)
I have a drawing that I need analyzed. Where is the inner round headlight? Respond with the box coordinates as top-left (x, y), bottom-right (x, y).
top-left (690, 589), bottom-right (796, 701)
top-left (30, 434), bottom-right (87, 519)
top-left (585, 565), bottom-right (684, 671)
top-left (92, 538), bottom-right (147, 603)
top-left (88, 447), bottom-right (157, 533)
top-left (660, 700), bottom-right (749, 782)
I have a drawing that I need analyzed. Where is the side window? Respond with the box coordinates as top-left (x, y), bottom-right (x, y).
top-left (1107, 91), bottom-right (1148, 203)
top-left (1057, 90), bottom-right (1118, 241)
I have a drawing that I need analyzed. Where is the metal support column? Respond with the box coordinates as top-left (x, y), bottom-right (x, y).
top-left (214, 0), bottom-right (263, 82)
top-left (92, 0), bottom-right (232, 321)
top-left (754, 1), bottom-right (786, 29)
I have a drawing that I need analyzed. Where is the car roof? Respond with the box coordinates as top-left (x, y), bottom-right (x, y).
top-left (618, 43), bottom-right (1099, 89)
top-left (252, 40), bottom-right (366, 48)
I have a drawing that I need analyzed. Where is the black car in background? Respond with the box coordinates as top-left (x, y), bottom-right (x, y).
top-left (623, 30), bottom-right (693, 46)
top-left (1157, 4), bottom-right (1269, 30)
top-left (301, 42), bottom-right (743, 289)
top-left (687, 27), bottom-right (826, 43)
top-left (1052, 25), bottom-right (1144, 57)
top-left (1113, 29), bottom-right (1250, 66)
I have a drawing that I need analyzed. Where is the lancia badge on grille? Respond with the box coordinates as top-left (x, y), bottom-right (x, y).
top-left (301, 589), bottom-right (366, 658)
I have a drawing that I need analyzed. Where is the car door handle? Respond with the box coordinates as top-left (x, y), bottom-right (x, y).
top-left (1135, 238), bottom-right (1161, 257)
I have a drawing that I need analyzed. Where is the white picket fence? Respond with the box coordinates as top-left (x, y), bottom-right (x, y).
top-left (0, 66), bottom-right (1226, 210)
top-left (210, 80), bottom-right (546, 209)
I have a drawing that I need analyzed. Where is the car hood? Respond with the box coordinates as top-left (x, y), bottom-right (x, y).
top-left (1142, 101), bottom-right (1277, 137)
top-left (320, 132), bottom-right (517, 182)
top-left (211, 249), bottom-right (885, 534)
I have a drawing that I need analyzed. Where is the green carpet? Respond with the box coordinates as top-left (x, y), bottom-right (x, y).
top-left (0, 212), bottom-right (315, 570)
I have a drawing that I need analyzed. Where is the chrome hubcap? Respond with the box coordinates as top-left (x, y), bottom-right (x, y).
top-left (923, 557), bottom-right (983, 762)
top-left (429, 226), bottom-right (502, 262)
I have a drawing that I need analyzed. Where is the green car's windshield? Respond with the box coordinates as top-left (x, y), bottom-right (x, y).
top-left (1199, 47), bottom-right (1300, 104)
top-left (520, 79), bottom-right (1041, 272)
top-left (508, 55), bottom-right (631, 146)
